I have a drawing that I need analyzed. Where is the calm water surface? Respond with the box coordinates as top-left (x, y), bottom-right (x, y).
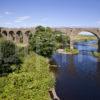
top-left (52, 40), bottom-right (100, 100)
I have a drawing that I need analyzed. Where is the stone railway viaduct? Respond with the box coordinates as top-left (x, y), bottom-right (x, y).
top-left (0, 27), bottom-right (35, 45)
top-left (0, 27), bottom-right (100, 51)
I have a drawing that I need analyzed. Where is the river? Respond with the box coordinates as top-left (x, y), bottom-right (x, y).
top-left (52, 40), bottom-right (100, 100)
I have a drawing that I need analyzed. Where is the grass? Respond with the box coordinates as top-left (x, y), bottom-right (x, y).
top-left (91, 51), bottom-right (100, 58)
top-left (0, 52), bottom-right (54, 100)
top-left (16, 43), bottom-right (28, 47)
top-left (74, 35), bottom-right (96, 42)
top-left (65, 48), bottom-right (79, 55)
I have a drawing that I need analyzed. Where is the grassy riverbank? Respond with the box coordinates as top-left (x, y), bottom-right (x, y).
top-left (0, 52), bottom-right (54, 100)
top-left (65, 48), bottom-right (79, 55)
top-left (91, 51), bottom-right (100, 58)
top-left (74, 35), bottom-right (96, 42)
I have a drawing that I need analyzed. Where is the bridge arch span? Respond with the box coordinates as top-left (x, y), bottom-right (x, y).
top-left (9, 31), bottom-right (15, 41)
top-left (23, 31), bottom-right (31, 44)
top-left (16, 31), bottom-right (23, 43)
top-left (69, 29), bottom-right (100, 51)
top-left (24, 31), bottom-right (31, 36)
top-left (76, 30), bottom-right (100, 40)
top-left (1, 30), bottom-right (8, 39)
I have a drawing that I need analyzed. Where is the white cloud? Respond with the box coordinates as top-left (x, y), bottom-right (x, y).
top-left (15, 16), bottom-right (31, 23)
top-left (4, 11), bottom-right (13, 15)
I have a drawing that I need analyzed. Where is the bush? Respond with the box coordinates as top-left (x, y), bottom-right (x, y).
top-left (0, 52), bottom-right (54, 100)
top-left (0, 40), bottom-right (21, 74)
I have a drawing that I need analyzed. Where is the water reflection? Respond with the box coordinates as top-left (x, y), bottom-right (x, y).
top-left (96, 60), bottom-right (100, 86)
top-left (51, 40), bottom-right (100, 100)
top-left (67, 55), bottom-right (76, 76)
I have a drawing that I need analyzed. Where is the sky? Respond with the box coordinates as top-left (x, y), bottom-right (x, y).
top-left (0, 0), bottom-right (100, 28)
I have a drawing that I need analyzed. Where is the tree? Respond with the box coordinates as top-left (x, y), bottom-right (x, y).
top-left (54, 31), bottom-right (70, 48)
top-left (29, 26), bottom-right (57, 57)
top-left (35, 25), bottom-right (45, 32)
top-left (0, 40), bottom-right (21, 74)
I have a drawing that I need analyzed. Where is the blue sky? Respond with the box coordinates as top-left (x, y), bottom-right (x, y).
top-left (0, 0), bottom-right (100, 27)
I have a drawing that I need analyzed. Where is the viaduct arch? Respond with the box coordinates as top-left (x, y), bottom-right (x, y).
top-left (0, 27), bottom-right (100, 51)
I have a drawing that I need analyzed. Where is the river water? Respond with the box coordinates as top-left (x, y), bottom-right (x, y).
top-left (52, 40), bottom-right (100, 100)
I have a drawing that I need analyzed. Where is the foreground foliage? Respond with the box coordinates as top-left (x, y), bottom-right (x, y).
top-left (0, 52), bottom-right (54, 100)
top-left (0, 40), bottom-right (21, 74)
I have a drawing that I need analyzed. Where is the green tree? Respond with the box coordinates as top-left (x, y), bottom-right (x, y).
top-left (35, 25), bottom-right (45, 32)
top-left (46, 27), bottom-right (52, 32)
top-left (0, 40), bottom-right (21, 74)
top-left (29, 26), bottom-right (57, 57)
top-left (54, 31), bottom-right (70, 48)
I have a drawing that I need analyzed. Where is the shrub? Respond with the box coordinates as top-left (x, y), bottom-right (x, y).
top-left (0, 40), bottom-right (21, 74)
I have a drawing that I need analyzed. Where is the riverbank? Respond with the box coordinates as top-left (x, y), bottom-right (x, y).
top-left (57, 48), bottom-right (79, 55)
top-left (91, 51), bottom-right (100, 58)
top-left (74, 35), bottom-right (96, 42)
